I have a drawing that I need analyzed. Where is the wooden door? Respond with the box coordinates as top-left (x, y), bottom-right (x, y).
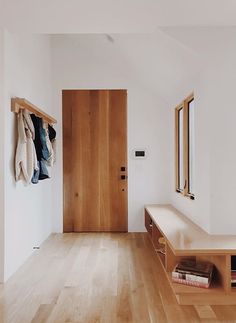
top-left (63, 90), bottom-right (128, 232)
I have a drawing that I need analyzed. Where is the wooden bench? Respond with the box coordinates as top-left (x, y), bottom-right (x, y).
top-left (145, 204), bottom-right (236, 305)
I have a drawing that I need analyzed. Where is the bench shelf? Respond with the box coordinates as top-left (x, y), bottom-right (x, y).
top-left (145, 204), bottom-right (236, 305)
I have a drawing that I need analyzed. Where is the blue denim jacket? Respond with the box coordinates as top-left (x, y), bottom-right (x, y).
top-left (31, 114), bottom-right (50, 161)
top-left (30, 114), bottom-right (50, 183)
top-left (31, 160), bottom-right (50, 184)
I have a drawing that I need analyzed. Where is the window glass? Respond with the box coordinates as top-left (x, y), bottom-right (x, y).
top-left (178, 108), bottom-right (184, 191)
top-left (188, 99), bottom-right (194, 194)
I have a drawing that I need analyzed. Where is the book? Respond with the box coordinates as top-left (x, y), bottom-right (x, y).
top-left (231, 273), bottom-right (236, 282)
top-left (175, 268), bottom-right (210, 278)
top-left (231, 256), bottom-right (236, 270)
top-left (172, 271), bottom-right (210, 285)
top-left (172, 260), bottom-right (214, 289)
top-left (172, 277), bottom-right (210, 289)
top-left (175, 259), bottom-right (213, 273)
top-left (175, 259), bottom-right (214, 277)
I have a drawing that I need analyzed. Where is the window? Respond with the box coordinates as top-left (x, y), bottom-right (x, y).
top-left (175, 93), bottom-right (195, 199)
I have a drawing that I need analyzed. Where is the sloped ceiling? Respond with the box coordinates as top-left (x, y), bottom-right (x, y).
top-left (109, 31), bottom-right (199, 103)
top-left (2, 0), bottom-right (236, 33)
top-left (161, 26), bottom-right (236, 54)
top-left (52, 32), bottom-right (200, 104)
top-left (52, 25), bottom-right (236, 105)
top-left (2, 1), bottom-right (235, 105)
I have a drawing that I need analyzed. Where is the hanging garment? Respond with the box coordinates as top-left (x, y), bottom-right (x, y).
top-left (49, 124), bottom-right (57, 163)
top-left (23, 110), bottom-right (35, 140)
top-left (15, 110), bottom-right (38, 184)
top-left (48, 124), bottom-right (56, 141)
top-left (51, 139), bottom-right (56, 163)
top-left (38, 160), bottom-right (50, 180)
top-left (30, 114), bottom-right (51, 183)
top-left (31, 161), bottom-right (40, 184)
top-left (31, 114), bottom-right (50, 161)
top-left (31, 160), bottom-right (50, 184)
top-left (43, 122), bottom-right (54, 167)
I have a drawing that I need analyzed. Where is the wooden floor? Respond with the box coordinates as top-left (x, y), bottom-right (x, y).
top-left (0, 233), bottom-right (236, 323)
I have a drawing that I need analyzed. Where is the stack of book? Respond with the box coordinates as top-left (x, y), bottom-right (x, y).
top-left (231, 256), bottom-right (236, 287)
top-left (172, 259), bottom-right (214, 289)
top-left (231, 270), bottom-right (236, 287)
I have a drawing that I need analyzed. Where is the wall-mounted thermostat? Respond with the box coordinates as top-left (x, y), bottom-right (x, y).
top-left (132, 149), bottom-right (147, 159)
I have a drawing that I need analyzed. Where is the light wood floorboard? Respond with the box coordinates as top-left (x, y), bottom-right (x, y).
top-left (0, 233), bottom-right (236, 323)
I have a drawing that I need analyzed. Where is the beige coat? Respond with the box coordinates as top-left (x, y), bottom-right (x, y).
top-left (15, 110), bottom-right (38, 184)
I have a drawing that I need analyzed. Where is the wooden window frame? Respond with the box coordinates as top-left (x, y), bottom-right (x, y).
top-left (175, 93), bottom-right (195, 200)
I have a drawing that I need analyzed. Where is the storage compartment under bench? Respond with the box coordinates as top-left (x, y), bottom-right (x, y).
top-left (145, 209), bottom-right (153, 235)
top-left (144, 204), bottom-right (236, 305)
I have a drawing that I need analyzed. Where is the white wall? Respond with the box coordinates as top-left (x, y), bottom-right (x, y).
top-left (3, 32), bottom-right (54, 280)
top-left (0, 27), bottom-right (5, 283)
top-left (169, 28), bottom-right (236, 234)
top-left (51, 34), bottom-right (172, 232)
top-left (207, 39), bottom-right (236, 234)
top-left (170, 76), bottom-right (211, 233)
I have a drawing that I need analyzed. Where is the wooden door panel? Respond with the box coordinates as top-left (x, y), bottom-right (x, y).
top-left (109, 90), bottom-right (127, 231)
top-left (98, 90), bottom-right (110, 230)
top-left (73, 90), bottom-right (100, 231)
top-left (63, 90), bottom-right (73, 232)
top-left (63, 89), bottom-right (127, 232)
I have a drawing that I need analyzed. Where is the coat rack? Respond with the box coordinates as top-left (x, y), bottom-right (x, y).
top-left (11, 97), bottom-right (57, 124)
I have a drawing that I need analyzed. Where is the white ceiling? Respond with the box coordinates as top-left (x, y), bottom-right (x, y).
top-left (2, 0), bottom-right (236, 105)
top-left (52, 25), bottom-right (236, 105)
top-left (110, 32), bottom-right (199, 102)
top-left (2, 0), bottom-right (236, 33)
top-left (52, 32), bottom-right (200, 105)
top-left (161, 26), bottom-right (236, 53)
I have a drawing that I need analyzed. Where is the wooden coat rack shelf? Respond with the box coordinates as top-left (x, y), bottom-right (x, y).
top-left (11, 98), bottom-right (57, 124)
